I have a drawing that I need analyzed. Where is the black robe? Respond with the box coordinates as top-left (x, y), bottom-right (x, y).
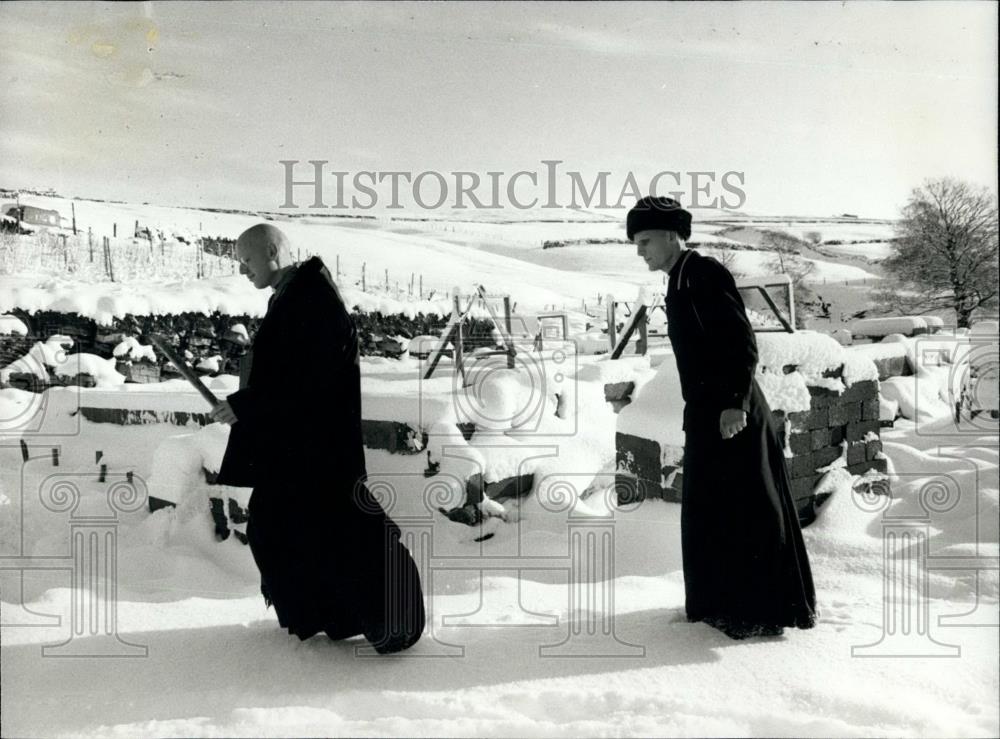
top-left (665, 250), bottom-right (817, 635)
top-left (218, 256), bottom-right (425, 651)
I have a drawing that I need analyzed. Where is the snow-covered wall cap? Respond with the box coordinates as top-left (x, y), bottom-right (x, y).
top-left (851, 316), bottom-right (927, 337)
top-left (757, 331), bottom-right (878, 388)
top-left (0, 274), bottom-right (460, 325)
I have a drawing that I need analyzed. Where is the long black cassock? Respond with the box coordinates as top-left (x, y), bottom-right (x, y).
top-left (665, 249), bottom-right (817, 633)
top-left (218, 256), bottom-right (425, 652)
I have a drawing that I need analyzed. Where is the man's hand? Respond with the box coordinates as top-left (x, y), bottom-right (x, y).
top-left (720, 409), bottom-right (747, 440)
top-left (210, 400), bottom-right (238, 425)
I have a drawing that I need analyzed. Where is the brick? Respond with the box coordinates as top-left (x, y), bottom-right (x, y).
top-left (604, 381), bottom-right (635, 403)
top-left (787, 411), bottom-right (809, 432)
top-left (148, 495), bottom-right (176, 513)
top-left (616, 432), bottom-right (662, 484)
top-left (810, 428), bottom-right (832, 451)
top-left (846, 419), bottom-right (879, 442)
top-left (791, 475), bottom-right (819, 499)
top-left (846, 458), bottom-right (888, 477)
top-left (821, 365), bottom-right (844, 379)
top-left (873, 355), bottom-right (910, 380)
top-left (829, 401), bottom-right (863, 427)
top-left (788, 407), bottom-right (829, 432)
top-left (789, 454), bottom-right (816, 479)
top-left (814, 490), bottom-right (834, 511)
top-left (614, 473), bottom-right (664, 503)
top-left (486, 473), bottom-right (534, 502)
top-left (227, 497), bottom-right (249, 524)
top-left (666, 470), bottom-right (683, 502)
top-left (862, 398), bottom-right (880, 421)
top-left (846, 441), bottom-right (866, 466)
top-left (209, 497), bottom-right (229, 540)
top-left (808, 385), bottom-right (841, 408)
top-left (830, 425), bottom-right (845, 446)
top-left (795, 496), bottom-right (817, 527)
top-left (788, 432), bottom-right (812, 456)
top-left (808, 408), bottom-right (830, 429)
top-left (842, 379), bottom-right (878, 403)
top-left (60, 373), bottom-right (97, 388)
top-left (865, 439), bottom-right (883, 461)
top-left (813, 446), bottom-right (842, 469)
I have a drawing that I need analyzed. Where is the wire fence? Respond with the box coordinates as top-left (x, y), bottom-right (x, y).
top-left (0, 229), bottom-right (623, 325)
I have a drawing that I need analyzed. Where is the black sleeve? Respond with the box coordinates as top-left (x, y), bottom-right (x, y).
top-left (227, 272), bottom-right (356, 425)
top-left (688, 257), bottom-right (758, 412)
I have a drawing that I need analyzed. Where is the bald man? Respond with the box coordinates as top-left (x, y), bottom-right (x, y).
top-left (213, 224), bottom-right (425, 653)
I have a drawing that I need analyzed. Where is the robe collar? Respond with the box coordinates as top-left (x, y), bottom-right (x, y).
top-left (667, 249), bottom-right (694, 291)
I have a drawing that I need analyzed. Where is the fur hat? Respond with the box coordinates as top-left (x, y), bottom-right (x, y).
top-left (626, 196), bottom-right (692, 241)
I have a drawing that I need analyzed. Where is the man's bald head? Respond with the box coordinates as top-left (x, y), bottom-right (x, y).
top-left (236, 224), bottom-right (295, 290)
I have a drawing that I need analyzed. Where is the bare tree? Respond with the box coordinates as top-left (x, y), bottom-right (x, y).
top-left (875, 178), bottom-right (998, 328)
top-left (716, 248), bottom-right (744, 279)
top-left (762, 230), bottom-right (815, 328)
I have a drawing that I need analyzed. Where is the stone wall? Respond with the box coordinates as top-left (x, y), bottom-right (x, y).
top-left (0, 309), bottom-right (501, 391)
top-left (615, 365), bottom-right (888, 527)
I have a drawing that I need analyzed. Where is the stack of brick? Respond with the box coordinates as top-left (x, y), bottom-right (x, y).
top-left (780, 366), bottom-right (886, 521)
top-left (615, 362), bottom-right (888, 526)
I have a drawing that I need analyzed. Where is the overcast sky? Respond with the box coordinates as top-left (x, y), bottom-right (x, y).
top-left (0, 1), bottom-right (996, 218)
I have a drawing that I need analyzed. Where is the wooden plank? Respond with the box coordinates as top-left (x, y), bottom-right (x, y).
top-left (610, 302), bottom-right (648, 359)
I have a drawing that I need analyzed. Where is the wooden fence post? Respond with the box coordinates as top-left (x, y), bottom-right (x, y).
top-left (88, 227), bottom-right (93, 262)
top-left (103, 236), bottom-right (115, 282)
top-left (607, 296), bottom-right (617, 349)
top-left (71, 202), bottom-right (77, 235)
top-left (503, 296), bottom-right (514, 368)
top-left (453, 292), bottom-right (464, 381)
top-left (362, 262), bottom-right (366, 292)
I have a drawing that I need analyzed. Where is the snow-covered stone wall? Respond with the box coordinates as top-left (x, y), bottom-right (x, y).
top-left (0, 309), bottom-right (501, 393)
top-left (614, 332), bottom-right (888, 525)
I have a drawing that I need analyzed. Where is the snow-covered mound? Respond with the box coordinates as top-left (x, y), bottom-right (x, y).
top-left (113, 336), bottom-right (157, 363)
top-left (0, 314), bottom-right (29, 335)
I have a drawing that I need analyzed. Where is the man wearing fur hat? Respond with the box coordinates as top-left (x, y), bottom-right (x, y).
top-left (627, 196), bottom-right (817, 639)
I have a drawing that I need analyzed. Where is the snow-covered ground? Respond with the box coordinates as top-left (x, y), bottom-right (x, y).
top-left (1, 333), bottom-right (997, 736)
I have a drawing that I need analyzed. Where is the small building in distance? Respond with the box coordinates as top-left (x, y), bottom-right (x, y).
top-left (4, 204), bottom-right (63, 228)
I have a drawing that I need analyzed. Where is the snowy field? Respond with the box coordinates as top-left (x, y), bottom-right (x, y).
top-left (1, 194), bottom-right (882, 322)
top-left (1, 195), bottom-right (997, 737)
